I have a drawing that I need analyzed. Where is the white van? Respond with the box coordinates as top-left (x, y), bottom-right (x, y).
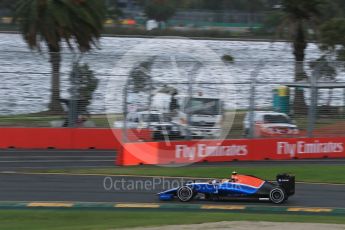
top-left (243, 111), bottom-right (299, 137)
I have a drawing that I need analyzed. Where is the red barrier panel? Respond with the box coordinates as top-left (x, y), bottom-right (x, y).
top-left (119, 137), bottom-right (345, 166)
top-left (0, 128), bottom-right (151, 150)
top-left (72, 129), bottom-right (121, 150)
top-left (0, 128), bottom-right (73, 149)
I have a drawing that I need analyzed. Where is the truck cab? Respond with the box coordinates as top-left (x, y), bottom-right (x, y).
top-left (173, 96), bottom-right (223, 139)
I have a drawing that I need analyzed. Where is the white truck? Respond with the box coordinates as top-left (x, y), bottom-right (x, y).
top-left (174, 95), bottom-right (223, 138)
top-left (152, 93), bottom-right (223, 139)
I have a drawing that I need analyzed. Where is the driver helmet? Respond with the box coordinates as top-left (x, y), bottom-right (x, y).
top-left (231, 171), bottom-right (238, 181)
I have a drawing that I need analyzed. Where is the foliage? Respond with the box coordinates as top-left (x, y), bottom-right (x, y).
top-left (338, 49), bottom-right (345, 62)
top-left (280, 0), bottom-right (324, 44)
top-left (320, 18), bottom-right (345, 61)
top-left (309, 56), bottom-right (337, 106)
top-left (309, 56), bottom-right (336, 80)
top-left (262, 11), bottom-right (285, 34)
top-left (222, 54), bottom-right (234, 63)
top-left (282, 0), bottom-right (324, 21)
top-left (320, 19), bottom-right (345, 61)
top-left (70, 63), bottom-right (99, 114)
top-left (279, 0), bottom-right (325, 113)
top-left (15, 0), bottom-right (105, 52)
top-left (128, 60), bottom-right (154, 93)
top-left (144, 0), bottom-right (176, 22)
top-left (15, 0), bottom-right (105, 112)
top-left (141, 0), bottom-right (273, 12)
top-left (0, 0), bottom-right (19, 11)
top-left (106, 2), bottom-right (123, 21)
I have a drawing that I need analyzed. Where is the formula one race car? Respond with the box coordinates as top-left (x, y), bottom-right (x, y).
top-left (158, 173), bottom-right (295, 204)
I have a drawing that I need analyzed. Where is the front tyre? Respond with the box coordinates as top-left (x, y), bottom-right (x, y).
top-left (269, 187), bottom-right (286, 204)
top-left (177, 186), bottom-right (194, 202)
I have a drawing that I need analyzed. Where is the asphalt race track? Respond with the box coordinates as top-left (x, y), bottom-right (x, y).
top-left (0, 173), bottom-right (344, 208)
top-left (1, 150), bottom-right (345, 169)
top-left (0, 150), bottom-right (345, 209)
top-left (0, 150), bottom-right (116, 169)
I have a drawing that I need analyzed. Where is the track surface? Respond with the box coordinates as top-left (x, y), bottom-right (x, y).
top-left (0, 150), bottom-right (344, 209)
top-left (0, 150), bottom-right (116, 169)
top-left (0, 173), bottom-right (344, 208)
top-left (1, 150), bottom-right (345, 169)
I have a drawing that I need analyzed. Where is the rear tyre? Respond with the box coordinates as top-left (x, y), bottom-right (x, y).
top-left (269, 187), bottom-right (286, 204)
top-left (177, 186), bottom-right (194, 202)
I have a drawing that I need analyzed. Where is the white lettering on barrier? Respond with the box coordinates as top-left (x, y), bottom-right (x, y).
top-left (176, 144), bottom-right (248, 161)
top-left (277, 141), bottom-right (344, 157)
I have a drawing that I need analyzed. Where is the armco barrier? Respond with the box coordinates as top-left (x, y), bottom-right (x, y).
top-left (117, 137), bottom-right (345, 166)
top-left (0, 128), bottom-right (151, 150)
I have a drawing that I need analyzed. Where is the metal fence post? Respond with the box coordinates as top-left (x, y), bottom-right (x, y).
top-left (122, 81), bottom-right (129, 143)
top-left (307, 64), bottom-right (319, 137)
top-left (248, 75), bottom-right (255, 138)
top-left (68, 61), bottom-right (78, 127)
top-left (249, 61), bottom-right (265, 138)
top-left (148, 78), bottom-right (153, 130)
top-left (343, 88), bottom-right (345, 118)
top-left (186, 70), bottom-right (193, 140)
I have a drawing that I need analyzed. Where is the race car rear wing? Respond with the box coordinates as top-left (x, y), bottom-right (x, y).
top-left (277, 174), bottom-right (295, 196)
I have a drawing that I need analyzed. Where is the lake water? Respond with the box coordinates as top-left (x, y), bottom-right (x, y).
top-left (0, 33), bottom-right (344, 115)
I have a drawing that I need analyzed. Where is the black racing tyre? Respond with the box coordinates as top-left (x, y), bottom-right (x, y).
top-left (269, 187), bottom-right (286, 204)
top-left (205, 194), bottom-right (211, 200)
top-left (205, 194), bottom-right (220, 201)
top-left (177, 186), bottom-right (194, 202)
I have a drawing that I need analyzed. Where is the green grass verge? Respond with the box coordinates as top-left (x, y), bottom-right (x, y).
top-left (0, 210), bottom-right (344, 230)
top-left (32, 165), bottom-right (345, 184)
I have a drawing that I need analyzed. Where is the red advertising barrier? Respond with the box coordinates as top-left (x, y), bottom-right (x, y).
top-left (118, 137), bottom-right (345, 166)
top-left (1, 127), bottom-right (344, 165)
top-left (0, 128), bottom-right (151, 150)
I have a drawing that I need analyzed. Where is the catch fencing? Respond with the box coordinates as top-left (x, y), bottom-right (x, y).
top-left (121, 60), bottom-right (345, 142)
top-left (0, 50), bottom-right (345, 142)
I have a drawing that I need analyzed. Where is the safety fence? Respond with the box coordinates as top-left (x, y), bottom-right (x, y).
top-left (121, 60), bottom-right (345, 142)
top-left (1, 48), bottom-right (345, 145)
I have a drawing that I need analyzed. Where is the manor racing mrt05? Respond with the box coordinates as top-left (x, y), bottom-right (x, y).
top-left (158, 173), bottom-right (295, 204)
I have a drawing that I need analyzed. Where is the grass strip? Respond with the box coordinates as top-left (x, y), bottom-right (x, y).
top-left (31, 165), bottom-right (345, 184)
top-left (0, 210), bottom-right (344, 230)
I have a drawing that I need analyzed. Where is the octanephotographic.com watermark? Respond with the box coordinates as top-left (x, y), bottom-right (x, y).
top-left (105, 36), bottom-right (237, 167)
top-left (103, 177), bottom-right (245, 192)
top-left (103, 176), bottom-right (202, 192)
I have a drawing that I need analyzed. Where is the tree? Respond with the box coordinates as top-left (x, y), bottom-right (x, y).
top-left (263, 11), bottom-right (285, 34)
top-left (0, 0), bottom-right (19, 11)
top-left (15, 0), bottom-right (105, 113)
top-left (70, 63), bottom-right (99, 115)
top-left (310, 56), bottom-right (337, 106)
top-left (320, 18), bottom-right (345, 62)
top-left (319, 18), bottom-right (345, 107)
top-left (281, 0), bottom-right (324, 114)
top-left (145, 0), bottom-right (176, 24)
top-left (128, 60), bottom-right (154, 93)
